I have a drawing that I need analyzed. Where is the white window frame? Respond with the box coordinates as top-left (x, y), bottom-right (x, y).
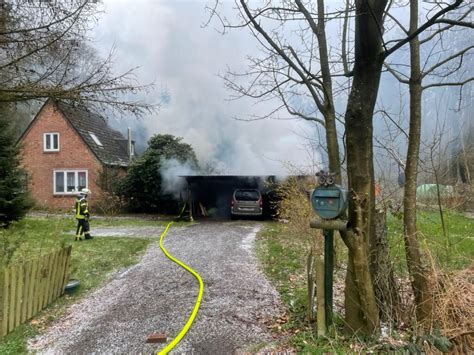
top-left (44, 132), bottom-right (60, 152)
top-left (53, 170), bottom-right (88, 195)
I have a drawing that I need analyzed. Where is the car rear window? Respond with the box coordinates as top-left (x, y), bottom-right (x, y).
top-left (235, 189), bottom-right (260, 201)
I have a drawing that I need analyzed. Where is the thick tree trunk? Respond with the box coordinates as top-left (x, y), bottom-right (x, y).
top-left (318, 0), bottom-right (398, 329)
top-left (403, 0), bottom-right (433, 324)
top-left (341, 0), bottom-right (388, 335)
top-left (344, 61), bottom-right (381, 333)
top-left (344, 232), bottom-right (378, 333)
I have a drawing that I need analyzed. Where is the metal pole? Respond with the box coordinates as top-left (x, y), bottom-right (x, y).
top-left (323, 229), bottom-right (333, 327)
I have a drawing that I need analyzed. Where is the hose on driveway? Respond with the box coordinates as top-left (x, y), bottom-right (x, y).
top-left (157, 221), bottom-right (204, 354)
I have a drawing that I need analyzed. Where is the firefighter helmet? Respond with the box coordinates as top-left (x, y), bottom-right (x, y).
top-left (80, 188), bottom-right (91, 196)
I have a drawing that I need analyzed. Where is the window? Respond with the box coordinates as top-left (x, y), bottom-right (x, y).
top-left (234, 189), bottom-right (261, 201)
top-left (89, 132), bottom-right (103, 147)
top-left (44, 133), bottom-right (59, 152)
top-left (54, 170), bottom-right (88, 194)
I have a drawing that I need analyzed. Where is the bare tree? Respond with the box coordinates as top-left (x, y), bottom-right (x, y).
top-left (210, 0), bottom-right (471, 335)
top-left (384, 0), bottom-right (473, 323)
top-left (208, 1), bottom-right (344, 182)
top-left (0, 0), bottom-right (155, 115)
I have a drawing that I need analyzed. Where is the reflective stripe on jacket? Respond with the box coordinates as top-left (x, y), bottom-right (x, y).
top-left (75, 197), bottom-right (89, 219)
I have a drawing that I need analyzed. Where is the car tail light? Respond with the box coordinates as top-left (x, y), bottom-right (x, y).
top-left (259, 198), bottom-right (263, 208)
top-left (231, 199), bottom-right (234, 207)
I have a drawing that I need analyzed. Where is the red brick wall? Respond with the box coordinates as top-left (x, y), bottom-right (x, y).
top-left (20, 102), bottom-right (103, 210)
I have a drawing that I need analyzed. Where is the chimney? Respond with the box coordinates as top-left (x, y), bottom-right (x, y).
top-left (128, 127), bottom-right (133, 162)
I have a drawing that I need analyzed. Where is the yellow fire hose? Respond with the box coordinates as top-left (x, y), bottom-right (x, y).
top-left (157, 221), bottom-right (204, 354)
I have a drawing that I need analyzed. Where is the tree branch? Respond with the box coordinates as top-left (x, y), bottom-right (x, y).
top-left (274, 75), bottom-right (326, 127)
top-left (294, 0), bottom-right (336, 108)
top-left (422, 76), bottom-right (474, 90)
top-left (384, 0), bottom-right (464, 58)
top-left (0, 1), bottom-right (89, 36)
top-left (238, 0), bottom-right (326, 113)
top-left (434, 19), bottom-right (474, 28)
top-left (422, 45), bottom-right (474, 78)
top-left (385, 9), bottom-right (409, 35)
top-left (383, 63), bottom-right (410, 84)
top-left (420, 6), bottom-right (472, 45)
top-left (341, 0), bottom-right (353, 76)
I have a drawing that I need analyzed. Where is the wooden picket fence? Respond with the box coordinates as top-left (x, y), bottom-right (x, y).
top-left (0, 245), bottom-right (72, 337)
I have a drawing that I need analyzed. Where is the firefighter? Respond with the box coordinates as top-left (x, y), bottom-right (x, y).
top-left (75, 188), bottom-right (93, 241)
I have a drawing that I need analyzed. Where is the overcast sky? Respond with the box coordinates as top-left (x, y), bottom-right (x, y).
top-left (91, 0), bottom-right (472, 178)
top-left (92, 0), bottom-right (320, 175)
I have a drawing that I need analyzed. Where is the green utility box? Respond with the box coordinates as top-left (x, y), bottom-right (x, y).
top-left (311, 186), bottom-right (348, 219)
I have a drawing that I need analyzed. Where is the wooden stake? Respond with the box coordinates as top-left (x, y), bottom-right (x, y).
top-left (315, 255), bottom-right (326, 337)
top-left (146, 333), bottom-right (167, 343)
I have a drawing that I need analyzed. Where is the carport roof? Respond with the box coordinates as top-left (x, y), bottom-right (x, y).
top-left (181, 175), bottom-right (312, 187)
top-left (181, 175), bottom-right (284, 183)
top-left (180, 175), bottom-right (304, 180)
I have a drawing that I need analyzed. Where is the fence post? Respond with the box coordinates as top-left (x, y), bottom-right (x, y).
top-left (323, 229), bottom-right (334, 328)
top-left (0, 267), bottom-right (4, 337)
top-left (61, 246), bottom-right (72, 293)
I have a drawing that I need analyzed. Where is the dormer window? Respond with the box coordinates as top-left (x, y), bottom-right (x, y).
top-left (44, 133), bottom-right (59, 152)
top-left (89, 132), bottom-right (103, 147)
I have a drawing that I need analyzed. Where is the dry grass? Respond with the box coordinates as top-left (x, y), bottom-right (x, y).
top-left (273, 176), bottom-right (316, 239)
top-left (426, 263), bottom-right (474, 353)
top-left (272, 176), bottom-right (330, 269)
top-left (272, 176), bottom-right (318, 246)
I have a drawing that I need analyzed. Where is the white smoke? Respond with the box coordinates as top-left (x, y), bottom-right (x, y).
top-left (93, 0), bottom-right (322, 176)
top-left (160, 158), bottom-right (198, 198)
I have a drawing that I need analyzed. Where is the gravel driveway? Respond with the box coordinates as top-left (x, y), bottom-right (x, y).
top-left (29, 221), bottom-right (285, 354)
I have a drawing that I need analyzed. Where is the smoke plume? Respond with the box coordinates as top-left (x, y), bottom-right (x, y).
top-left (160, 158), bottom-right (198, 198)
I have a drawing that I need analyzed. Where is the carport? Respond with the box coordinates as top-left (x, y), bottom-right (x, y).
top-left (181, 175), bottom-right (280, 219)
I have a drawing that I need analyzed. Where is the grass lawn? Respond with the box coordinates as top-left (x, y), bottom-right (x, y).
top-left (0, 216), bottom-right (159, 354)
top-left (387, 210), bottom-right (474, 271)
top-left (256, 210), bottom-right (474, 352)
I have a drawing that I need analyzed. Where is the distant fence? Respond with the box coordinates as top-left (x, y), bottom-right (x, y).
top-left (0, 246), bottom-right (72, 337)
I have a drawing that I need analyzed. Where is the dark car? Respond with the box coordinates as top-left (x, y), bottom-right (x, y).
top-left (231, 188), bottom-right (263, 219)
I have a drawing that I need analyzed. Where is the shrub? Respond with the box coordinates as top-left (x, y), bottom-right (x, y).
top-left (0, 109), bottom-right (33, 228)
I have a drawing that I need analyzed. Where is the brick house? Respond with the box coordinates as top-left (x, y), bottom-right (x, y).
top-left (19, 99), bottom-right (135, 209)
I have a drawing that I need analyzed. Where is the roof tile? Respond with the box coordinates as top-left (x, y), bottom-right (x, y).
top-left (56, 101), bottom-right (131, 167)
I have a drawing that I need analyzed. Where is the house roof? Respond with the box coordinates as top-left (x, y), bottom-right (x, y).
top-left (54, 101), bottom-right (131, 167)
